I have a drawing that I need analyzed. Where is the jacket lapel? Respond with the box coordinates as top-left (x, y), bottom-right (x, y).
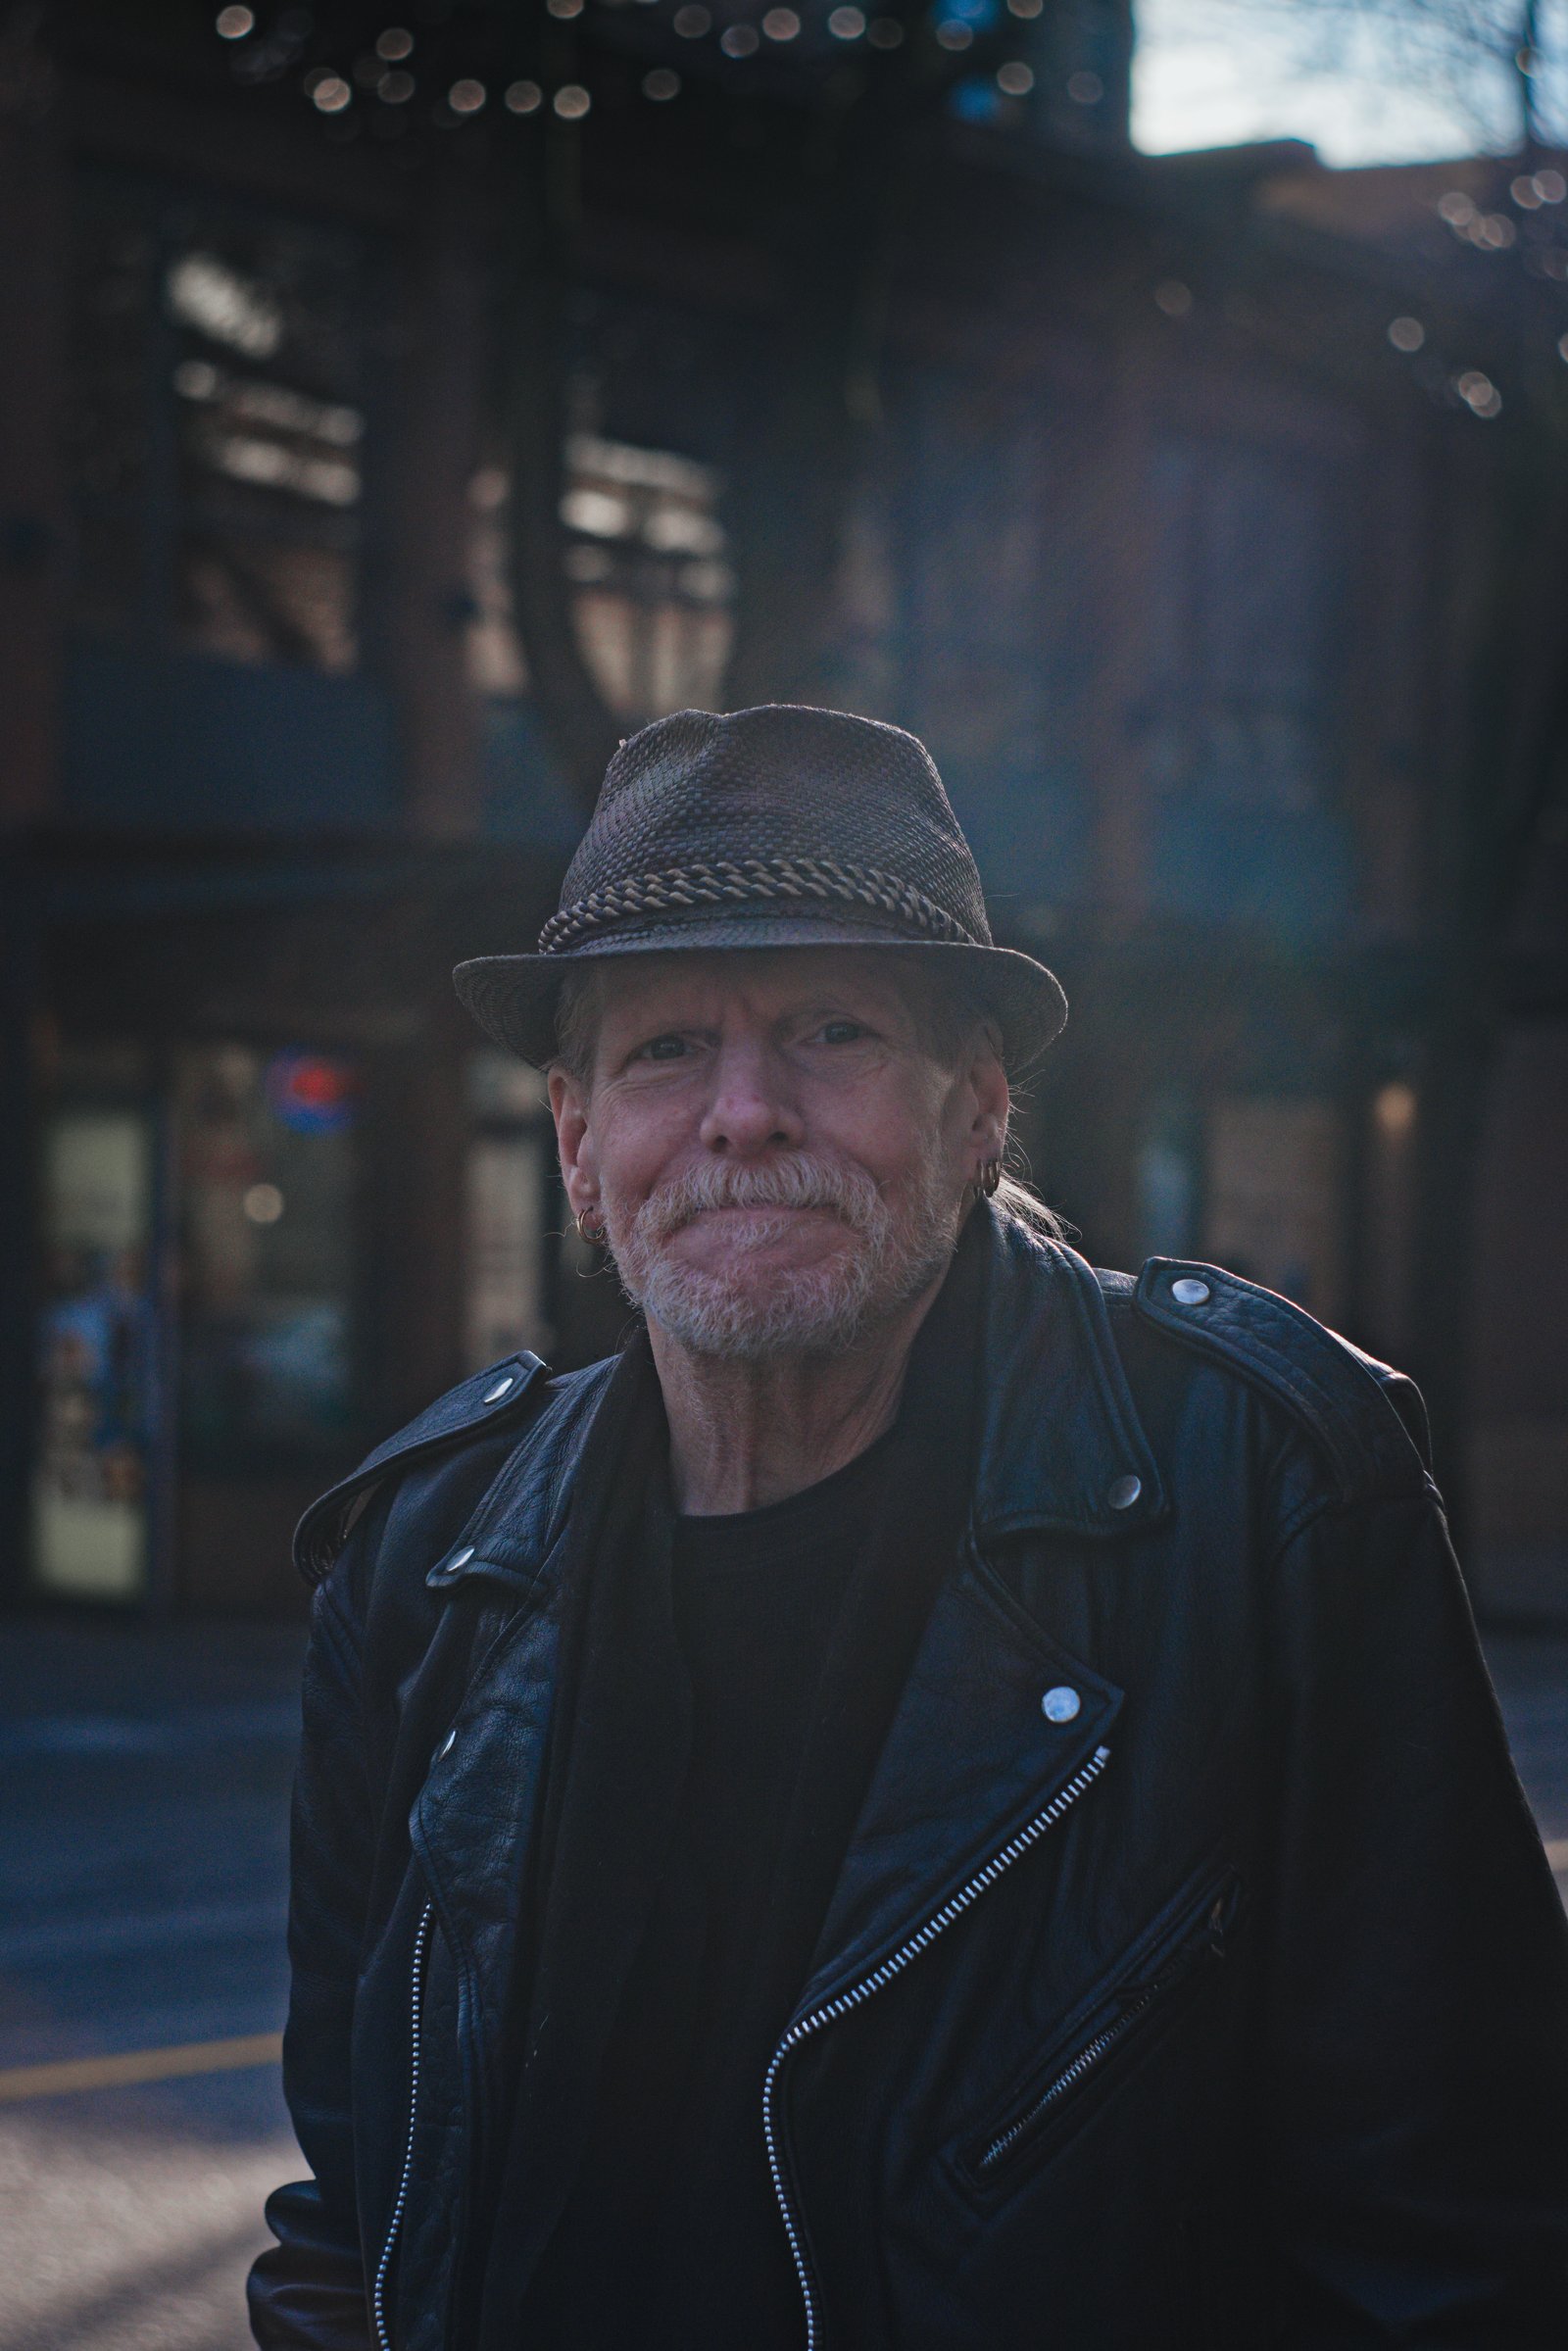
top-left (415, 1341), bottom-right (692, 2311)
top-left (794, 1549), bottom-right (1121, 2018)
top-left (793, 1216), bottom-right (1155, 2016)
top-left (403, 1356), bottom-right (627, 2057)
top-left (409, 1347), bottom-right (647, 1981)
top-left (409, 1543), bottom-right (570, 2123)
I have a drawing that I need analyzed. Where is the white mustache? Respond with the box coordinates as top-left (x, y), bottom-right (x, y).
top-left (633, 1152), bottom-right (886, 1249)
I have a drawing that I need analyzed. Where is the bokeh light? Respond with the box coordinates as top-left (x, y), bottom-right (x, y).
top-left (1456, 369), bottom-right (1501, 417)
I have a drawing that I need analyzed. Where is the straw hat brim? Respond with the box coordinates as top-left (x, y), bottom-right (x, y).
top-left (454, 913), bottom-right (1067, 1073)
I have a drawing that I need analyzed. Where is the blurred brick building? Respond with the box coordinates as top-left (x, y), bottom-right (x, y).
top-left (1, 1), bottom-right (1564, 1616)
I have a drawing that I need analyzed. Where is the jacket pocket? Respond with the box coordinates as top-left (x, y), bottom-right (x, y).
top-left (957, 1861), bottom-right (1244, 2194)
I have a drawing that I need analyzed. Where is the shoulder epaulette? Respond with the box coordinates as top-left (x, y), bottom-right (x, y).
top-left (294, 1351), bottom-right (548, 1586)
top-left (1134, 1258), bottom-right (1432, 1506)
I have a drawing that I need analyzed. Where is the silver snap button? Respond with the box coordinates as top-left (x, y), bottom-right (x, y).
top-left (1171, 1276), bottom-right (1211, 1306)
top-left (1107, 1474), bottom-right (1142, 1510)
top-left (1042, 1686), bottom-right (1081, 1724)
top-left (482, 1376), bottom-right (514, 1403)
top-left (448, 1544), bottom-right (476, 1572)
top-left (438, 1728), bottom-right (457, 1759)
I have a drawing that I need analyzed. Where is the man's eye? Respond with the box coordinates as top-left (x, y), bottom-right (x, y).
top-left (818, 1019), bottom-right (867, 1045)
top-left (637, 1035), bottom-right (688, 1062)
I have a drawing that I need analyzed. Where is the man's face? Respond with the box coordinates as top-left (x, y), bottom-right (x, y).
top-left (549, 948), bottom-right (1008, 1360)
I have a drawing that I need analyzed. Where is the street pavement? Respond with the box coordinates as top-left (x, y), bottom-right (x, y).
top-left (0, 1621), bottom-right (302, 2351)
top-left (0, 1612), bottom-right (1564, 2351)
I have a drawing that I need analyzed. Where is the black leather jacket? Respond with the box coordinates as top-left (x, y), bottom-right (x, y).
top-left (250, 1209), bottom-right (1568, 2350)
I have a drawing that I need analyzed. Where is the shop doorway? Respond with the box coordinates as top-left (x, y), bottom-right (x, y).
top-left (174, 1042), bottom-right (366, 1612)
top-left (31, 1038), bottom-right (372, 1614)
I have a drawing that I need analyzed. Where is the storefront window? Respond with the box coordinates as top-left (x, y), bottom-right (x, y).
top-left (1204, 1096), bottom-right (1346, 1323)
top-left (32, 1107), bottom-right (157, 1601)
top-left (176, 1045), bottom-right (362, 1467)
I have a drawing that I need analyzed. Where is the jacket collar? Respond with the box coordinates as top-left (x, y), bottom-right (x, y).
top-left (426, 1204), bottom-right (1166, 1602)
top-left (968, 1207), bottom-right (1166, 1543)
top-left (424, 1359), bottom-right (618, 1596)
top-left (793, 1545), bottom-right (1122, 2019)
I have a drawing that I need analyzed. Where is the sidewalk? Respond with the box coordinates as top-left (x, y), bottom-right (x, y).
top-left (1486, 1630), bottom-right (1568, 1871)
top-left (0, 1620), bottom-right (304, 2351)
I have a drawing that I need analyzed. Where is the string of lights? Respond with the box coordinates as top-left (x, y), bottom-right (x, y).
top-left (213, 4), bottom-right (1568, 423)
top-left (213, 1), bottom-right (1058, 130)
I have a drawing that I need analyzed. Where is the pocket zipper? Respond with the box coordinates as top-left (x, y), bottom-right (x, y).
top-left (971, 1873), bottom-right (1238, 2180)
top-left (372, 1901), bottom-right (434, 2351)
top-left (766, 1742), bottom-right (1114, 2351)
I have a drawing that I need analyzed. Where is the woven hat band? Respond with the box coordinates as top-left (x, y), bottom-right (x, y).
top-left (537, 852), bottom-right (981, 956)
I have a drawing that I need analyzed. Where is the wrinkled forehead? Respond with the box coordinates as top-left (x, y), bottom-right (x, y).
top-left (587, 944), bottom-right (927, 1026)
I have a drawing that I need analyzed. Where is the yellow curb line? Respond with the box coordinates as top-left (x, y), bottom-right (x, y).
top-left (0, 2032), bottom-right (282, 2105)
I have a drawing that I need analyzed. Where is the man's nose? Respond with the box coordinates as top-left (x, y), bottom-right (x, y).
top-left (698, 1040), bottom-right (803, 1156)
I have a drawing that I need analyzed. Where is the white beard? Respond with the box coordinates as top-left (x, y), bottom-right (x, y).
top-left (606, 1146), bottom-right (959, 1361)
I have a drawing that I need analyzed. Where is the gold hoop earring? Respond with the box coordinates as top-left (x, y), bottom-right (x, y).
top-left (575, 1204), bottom-right (608, 1249)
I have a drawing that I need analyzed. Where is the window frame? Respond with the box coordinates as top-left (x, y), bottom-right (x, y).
top-left (68, 162), bottom-right (391, 679)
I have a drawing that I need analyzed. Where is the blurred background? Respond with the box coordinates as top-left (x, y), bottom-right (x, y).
top-left (1, 0), bottom-right (1566, 2342)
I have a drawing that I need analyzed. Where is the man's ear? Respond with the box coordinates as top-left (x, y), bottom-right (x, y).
top-left (967, 1036), bottom-right (1010, 1164)
top-left (549, 1067), bottom-right (599, 1220)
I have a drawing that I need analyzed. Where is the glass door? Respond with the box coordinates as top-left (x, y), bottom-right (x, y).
top-left (32, 1105), bottom-right (158, 1601)
top-left (175, 1044), bottom-right (362, 1472)
top-left (172, 1042), bottom-right (368, 1613)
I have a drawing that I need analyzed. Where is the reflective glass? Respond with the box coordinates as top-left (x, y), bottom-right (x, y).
top-left (176, 1046), bottom-right (361, 1467)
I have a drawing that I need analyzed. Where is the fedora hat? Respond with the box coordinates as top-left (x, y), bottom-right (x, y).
top-left (454, 704), bottom-right (1067, 1070)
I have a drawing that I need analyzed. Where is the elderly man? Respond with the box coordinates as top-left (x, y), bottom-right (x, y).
top-left (251, 706), bottom-right (1568, 2351)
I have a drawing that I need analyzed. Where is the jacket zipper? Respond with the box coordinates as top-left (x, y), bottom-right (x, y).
top-left (761, 1741), bottom-right (1112, 2351)
top-left (973, 1875), bottom-right (1236, 2180)
top-left (372, 1900), bottom-right (434, 2351)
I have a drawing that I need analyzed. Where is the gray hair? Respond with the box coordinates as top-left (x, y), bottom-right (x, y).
top-left (553, 964), bottom-right (607, 1087)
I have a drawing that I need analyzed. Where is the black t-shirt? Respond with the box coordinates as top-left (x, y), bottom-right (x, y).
top-left (522, 1431), bottom-right (896, 2348)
